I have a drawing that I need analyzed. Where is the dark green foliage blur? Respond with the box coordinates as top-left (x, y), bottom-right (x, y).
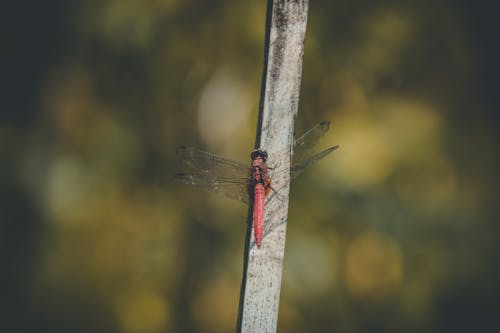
top-left (2, 0), bottom-right (500, 332)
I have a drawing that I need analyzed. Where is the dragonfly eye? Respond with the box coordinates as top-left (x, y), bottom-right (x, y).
top-left (251, 149), bottom-right (268, 161)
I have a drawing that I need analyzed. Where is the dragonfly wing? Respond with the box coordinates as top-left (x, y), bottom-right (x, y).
top-left (290, 145), bottom-right (339, 180)
top-left (293, 120), bottom-right (332, 163)
top-left (175, 146), bottom-right (250, 203)
top-left (176, 146), bottom-right (249, 179)
top-left (174, 173), bottom-right (250, 204)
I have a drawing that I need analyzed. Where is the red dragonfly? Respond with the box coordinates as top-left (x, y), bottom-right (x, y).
top-left (175, 120), bottom-right (339, 248)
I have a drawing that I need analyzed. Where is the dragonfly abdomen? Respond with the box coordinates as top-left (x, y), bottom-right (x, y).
top-left (253, 183), bottom-right (265, 248)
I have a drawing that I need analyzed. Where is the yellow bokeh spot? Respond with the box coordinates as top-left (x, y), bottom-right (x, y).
top-left (329, 97), bottom-right (443, 190)
top-left (197, 69), bottom-right (253, 151)
top-left (345, 230), bottom-right (403, 298)
top-left (115, 290), bottom-right (170, 333)
top-left (332, 116), bottom-right (395, 187)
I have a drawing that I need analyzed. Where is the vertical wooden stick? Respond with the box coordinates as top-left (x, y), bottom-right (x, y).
top-left (236, 1), bottom-right (309, 332)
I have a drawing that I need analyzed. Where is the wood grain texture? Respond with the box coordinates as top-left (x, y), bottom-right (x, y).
top-left (236, 1), bottom-right (309, 332)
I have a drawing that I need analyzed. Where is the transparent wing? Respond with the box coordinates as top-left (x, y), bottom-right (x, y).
top-left (291, 145), bottom-right (339, 180)
top-left (175, 146), bottom-right (251, 203)
top-left (264, 120), bottom-right (334, 173)
top-left (174, 173), bottom-right (250, 203)
top-left (176, 146), bottom-right (249, 178)
top-left (293, 120), bottom-right (332, 163)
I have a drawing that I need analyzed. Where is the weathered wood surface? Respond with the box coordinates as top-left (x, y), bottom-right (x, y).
top-left (236, 1), bottom-right (309, 332)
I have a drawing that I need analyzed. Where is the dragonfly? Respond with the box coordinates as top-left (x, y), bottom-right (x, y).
top-left (174, 120), bottom-right (339, 248)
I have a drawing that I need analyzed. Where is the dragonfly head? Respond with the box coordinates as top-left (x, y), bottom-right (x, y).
top-left (251, 149), bottom-right (268, 162)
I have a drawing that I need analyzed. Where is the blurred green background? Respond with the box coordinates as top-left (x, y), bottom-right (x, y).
top-left (3, 0), bottom-right (500, 332)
